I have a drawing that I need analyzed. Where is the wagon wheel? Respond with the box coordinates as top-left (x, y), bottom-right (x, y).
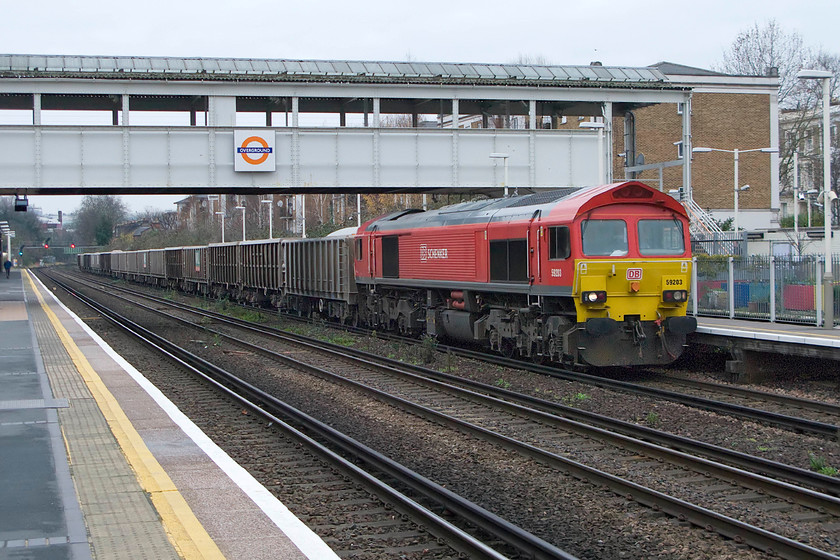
top-left (530, 342), bottom-right (546, 364)
top-left (547, 335), bottom-right (560, 363)
top-left (500, 337), bottom-right (517, 359)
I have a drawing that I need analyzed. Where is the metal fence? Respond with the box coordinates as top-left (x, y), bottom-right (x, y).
top-left (691, 254), bottom-right (840, 326)
top-left (691, 232), bottom-right (747, 257)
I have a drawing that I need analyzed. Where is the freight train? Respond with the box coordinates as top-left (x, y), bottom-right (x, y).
top-left (79, 181), bottom-right (696, 367)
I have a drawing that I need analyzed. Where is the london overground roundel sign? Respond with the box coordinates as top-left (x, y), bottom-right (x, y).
top-left (233, 130), bottom-right (276, 172)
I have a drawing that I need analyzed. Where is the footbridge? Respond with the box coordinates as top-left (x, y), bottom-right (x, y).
top-left (0, 54), bottom-right (693, 197)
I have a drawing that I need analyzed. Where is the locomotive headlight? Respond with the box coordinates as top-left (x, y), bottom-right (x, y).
top-left (662, 290), bottom-right (688, 303)
top-left (582, 291), bottom-right (607, 304)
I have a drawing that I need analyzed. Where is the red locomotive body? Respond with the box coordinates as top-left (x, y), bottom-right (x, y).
top-left (354, 182), bottom-right (696, 367)
top-left (81, 181), bottom-right (697, 368)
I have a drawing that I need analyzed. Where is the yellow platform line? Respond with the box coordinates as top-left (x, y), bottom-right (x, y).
top-left (24, 270), bottom-right (225, 560)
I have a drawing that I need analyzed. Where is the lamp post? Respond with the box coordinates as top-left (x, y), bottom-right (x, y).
top-left (797, 69), bottom-right (834, 329)
top-left (692, 146), bottom-right (777, 232)
top-left (260, 198), bottom-right (273, 240)
top-left (793, 152), bottom-right (800, 240)
top-left (215, 211), bottom-right (225, 243)
top-left (235, 206), bottom-right (246, 241)
top-left (489, 153), bottom-right (510, 197)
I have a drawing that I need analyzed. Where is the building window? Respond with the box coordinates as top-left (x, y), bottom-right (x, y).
top-left (674, 141), bottom-right (684, 158)
top-left (677, 102), bottom-right (685, 115)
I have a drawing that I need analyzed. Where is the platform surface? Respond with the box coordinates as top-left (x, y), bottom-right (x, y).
top-left (1, 268), bottom-right (340, 560)
top-left (696, 316), bottom-right (840, 347)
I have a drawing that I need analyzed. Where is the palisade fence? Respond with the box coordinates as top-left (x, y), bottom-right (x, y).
top-left (690, 254), bottom-right (840, 327)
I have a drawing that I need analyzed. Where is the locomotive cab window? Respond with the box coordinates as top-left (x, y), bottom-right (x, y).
top-left (581, 220), bottom-right (628, 257)
top-left (548, 226), bottom-right (571, 260)
top-left (638, 219), bottom-right (685, 256)
top-left (355, 238), bottom-right (363, 260)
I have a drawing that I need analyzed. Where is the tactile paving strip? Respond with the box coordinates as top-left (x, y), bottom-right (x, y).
top-left (26, 282), bottom-right (181, 560)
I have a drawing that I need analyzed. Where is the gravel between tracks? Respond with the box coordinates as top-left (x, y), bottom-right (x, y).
top-left (46, 270), bottom-right (840, 559)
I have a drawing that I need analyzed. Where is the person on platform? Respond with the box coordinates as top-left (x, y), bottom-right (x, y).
top-left (4, 259), bottom-right (11, 278)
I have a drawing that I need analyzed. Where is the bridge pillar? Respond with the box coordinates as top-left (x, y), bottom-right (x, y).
top-left (725, 347), bottom-right (776, 384)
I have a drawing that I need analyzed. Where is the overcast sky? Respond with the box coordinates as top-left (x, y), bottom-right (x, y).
top-left (1, 0), bottom-right (836, 217)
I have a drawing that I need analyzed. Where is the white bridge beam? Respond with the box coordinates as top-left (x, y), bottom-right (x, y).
top-left (0, 126), bottom-right (600, 194)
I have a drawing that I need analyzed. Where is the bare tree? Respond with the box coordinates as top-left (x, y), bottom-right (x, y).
top-left (134, 207), bottom-right (179, 231)
top-left (716, 20), bottom-right (839, 196)
top-left (512, 54), bottom-right (551, 66)
top-left (715, 19), bottom-right (807, 107)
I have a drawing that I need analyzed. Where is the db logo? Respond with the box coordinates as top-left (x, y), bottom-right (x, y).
top-left (626, 268), bottom-right (643, 280)
top-left (237, 136), bottom-right (273, 165)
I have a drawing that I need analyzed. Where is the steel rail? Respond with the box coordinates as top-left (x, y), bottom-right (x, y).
top-left (61, 269), bottom-right (840, 497)
top-left (65, 268), bottom-right (839, 438)
top-left (53, 271), bottom-right (840, 560)
top-left (654, 375), bottom-right (840, 417)
top-left (43, 271), bottom-right (576, 560)
top-left (454, 346), bottom-right (840, 438)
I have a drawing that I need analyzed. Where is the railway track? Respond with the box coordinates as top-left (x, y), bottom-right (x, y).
top-left (640, 374), bottom-right (840, 429)
top-left (58, 269), bottom-right (840, 441)
top-left (59, 268), bottom-right (840, 497)
top-left (47, 268), bottom-right (840, 559)
top-left (40, 270), bottom-right (572, 560)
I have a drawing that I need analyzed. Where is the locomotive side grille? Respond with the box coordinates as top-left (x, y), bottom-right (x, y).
top-left (399, 233), bottom-right (477, 281)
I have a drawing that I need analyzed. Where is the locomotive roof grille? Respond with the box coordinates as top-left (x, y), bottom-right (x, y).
top-left (504, 188), bottom-right (582, 208)
top-left (365, 186), bottom-right (602, 231)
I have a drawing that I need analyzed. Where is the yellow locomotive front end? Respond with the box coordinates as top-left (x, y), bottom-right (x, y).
top-left (573, 258), bottom-right (697, 366)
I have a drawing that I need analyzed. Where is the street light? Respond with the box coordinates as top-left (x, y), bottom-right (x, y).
top-left (797, 69), bottom-right (834, 329)
top-left (260, 198), bottom-right (273, 240)
top-left (489, 153), bottom-right (510, 197)
top-left (793, 152), bottom-right (801, 239)
top-left (235, 205), bottom-right (246, 241)
top-left (805, 189), bottom-right (820, 227)
top-left (692, 146), bottom-right (777, 232)
top-left (215, 211), bottom-right (225, 243)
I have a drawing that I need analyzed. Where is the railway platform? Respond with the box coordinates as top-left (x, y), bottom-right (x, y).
top-left (0, 268), bottom-right (340, 560)
top-left (692, 316), bottom-right (840, 381)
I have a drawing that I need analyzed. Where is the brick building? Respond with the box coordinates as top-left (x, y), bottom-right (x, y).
top-left (616, 62), bottom-right (780, 230)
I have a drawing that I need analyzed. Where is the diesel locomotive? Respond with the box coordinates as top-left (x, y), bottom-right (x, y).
top-left (79, 181), bottom-right (696, 367)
